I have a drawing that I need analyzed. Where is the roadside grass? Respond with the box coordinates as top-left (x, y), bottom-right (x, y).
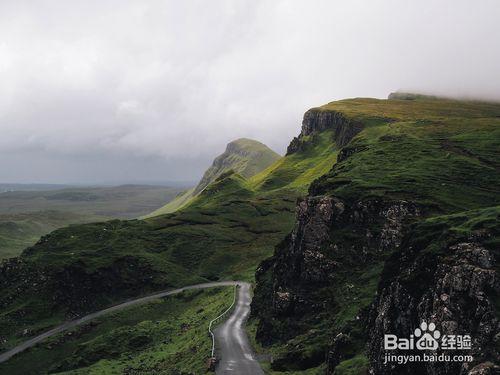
top-left (0, 287), bottom-right (233, 375)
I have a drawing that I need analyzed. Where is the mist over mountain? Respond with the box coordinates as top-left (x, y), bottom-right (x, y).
top-left (1, 1), bottom-right (499, 184)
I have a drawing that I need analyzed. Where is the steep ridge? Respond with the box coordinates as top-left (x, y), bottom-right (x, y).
top-left (194, 138), bottom-right (280, 195)
top-left (287, 108), bottom-right (363, 155)
top-left (147, 138), bottom-right (280, 217)
top-left (252, 95), bottom-right (500, 374)
top-left (0, 125), bottom-right (339, 355)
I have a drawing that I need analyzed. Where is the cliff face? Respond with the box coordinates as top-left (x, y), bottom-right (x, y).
top-left (252, 194), bottom-right (420, 369)
top-left (254, 184), bottom-right (499, 374)
top-left (252, 97), bottom-right (500, 374)
top-left (286, 109), bottom-right (363, 155)
top-left (367, 223), bottom-right (499, 375)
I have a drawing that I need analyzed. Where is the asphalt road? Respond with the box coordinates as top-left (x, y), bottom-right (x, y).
top-left (214, 282), bottom-right (264, 375)
top-left (0, 280), bottom-right (245, 364)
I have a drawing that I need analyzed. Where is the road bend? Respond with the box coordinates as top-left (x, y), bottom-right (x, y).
top-left (0, 281), bottom-right (241, 364)
top-left (214, 282), bottom-right (264, 375)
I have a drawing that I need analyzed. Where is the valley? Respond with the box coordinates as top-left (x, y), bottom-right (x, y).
top-left (0, 94), bottom-right (498, 374)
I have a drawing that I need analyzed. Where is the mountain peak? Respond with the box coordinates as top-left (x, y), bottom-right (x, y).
top-left (226, 137), bottom-right (275, 151)
top-left (146, 138), bottom-right (281, 216)
top-left (194, 138), bottom-right (280, 195)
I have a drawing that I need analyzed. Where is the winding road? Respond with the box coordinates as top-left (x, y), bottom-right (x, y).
top-left (0, 280), bottom-right (263, 374)
top-left (214, 282), bottom-right (264, 374)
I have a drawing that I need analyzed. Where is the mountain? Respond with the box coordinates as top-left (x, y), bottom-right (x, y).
top-left (147, 138), bottom-right (280, 217)
top-left (194, 138), bottom-right (281, 194)
top-left (251, 94), bottom-right (500, 374)
top-left (0, 131), bottom-right (334, 363)
top-left (0, 94), bottom-right (498, 374)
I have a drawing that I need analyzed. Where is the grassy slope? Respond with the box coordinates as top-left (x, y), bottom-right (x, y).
top-left (0, 211), bottom-right (98, 260)
top-left (0, 185), bottom-right (184, 259)
top-left (146, 138), bottom-right (281, 218)
top-left (0, 287), bottom-right (234, 375)
top-left (217, 138), bottom-right (281, 179)
top-left (146, 187), bottom-right (196, 217)
top-left (253, 96), bottom-right (500, 373)
top-left (0, 130), bottom-right (338, 354)
top-left (312, 97), bottom-right (500, 210)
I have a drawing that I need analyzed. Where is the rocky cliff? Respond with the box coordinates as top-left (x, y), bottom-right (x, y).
top-left (367, 212), bottom-right (499, 375)
top-left (253, 194), bottom-right (420, 371)
top-left (252, 97), bottom-right (500, 374)
top-left (286, 109), bottom-right (363, 155)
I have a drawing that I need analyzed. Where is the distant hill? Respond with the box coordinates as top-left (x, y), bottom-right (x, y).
top-left (0, 183), bottom-right (70, 193)
top-left (0, 185), bottom-right (184, 259)
top-left (146, 138), bottom-right (280, 217)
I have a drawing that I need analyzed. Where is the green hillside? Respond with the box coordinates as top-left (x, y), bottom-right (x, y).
top-left (251, 95), bottom-right (500, 373)
top-left (312, 96), bottom-right (499, 208)
top-left (146, 138), bottom-right (280, 217)
top-left (0, 132), bottom-right (337, 353)
top-left (0, 211), bottom-right (97, 260)
top-left (0, 185), bottom-right (184, 259)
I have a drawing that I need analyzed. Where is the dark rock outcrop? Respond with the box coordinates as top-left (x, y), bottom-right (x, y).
top-left (253, 185), bottom-right (499, 374)
top-left (252, 194), bottom-right (420, 366)
top-left (286, 109), bottom-right (363, 155)
top-left (367, 235), bottom-right (499, 375)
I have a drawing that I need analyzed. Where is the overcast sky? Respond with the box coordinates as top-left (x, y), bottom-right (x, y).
top-left (1, 0), bottom-right (499, 184)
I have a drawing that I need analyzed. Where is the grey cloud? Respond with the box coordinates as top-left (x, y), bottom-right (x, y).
top-left (0, 0), bottom-right (499, 183)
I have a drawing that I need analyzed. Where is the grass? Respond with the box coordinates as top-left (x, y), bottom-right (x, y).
top-left (333, 355), bottom-right (369, 375)
top-left (146, 138), bottom-right (281, 218)
top-left (0, 211), bottom-right (97, 260)
top-left (311, 110), bottom-right (500, 212)
top-left (0, 185), bottom-right (185, 259)
top-left (145, 188), bottom-right (196, 217)
top-left (0, 287), bottom-right (234, 375)
top-left (0, 125), bottom-right (339, 354)
top-left (249, 131), bottom-right (338, 193)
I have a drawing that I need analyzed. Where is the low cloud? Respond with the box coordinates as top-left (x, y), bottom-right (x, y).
top-left (0, 0), bottom-right (499, 183)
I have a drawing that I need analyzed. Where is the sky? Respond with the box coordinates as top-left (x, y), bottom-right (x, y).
top-left (0, 0), bottom-right (499, 185)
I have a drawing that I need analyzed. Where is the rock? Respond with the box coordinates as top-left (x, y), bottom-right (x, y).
top-left (326, 333), bottom-right (352, 372)
top-left (286, 109), bottom-right (364, 155)
top-left (252, 194), bottom-right (420, 357)
top-left (367, 240), bottom-right (499, 375)
top-left (468, 362), bottom-right (500, 374)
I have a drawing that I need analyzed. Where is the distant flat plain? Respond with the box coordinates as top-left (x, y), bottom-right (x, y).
top-left (0, 184), bottom-right (188, 259)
